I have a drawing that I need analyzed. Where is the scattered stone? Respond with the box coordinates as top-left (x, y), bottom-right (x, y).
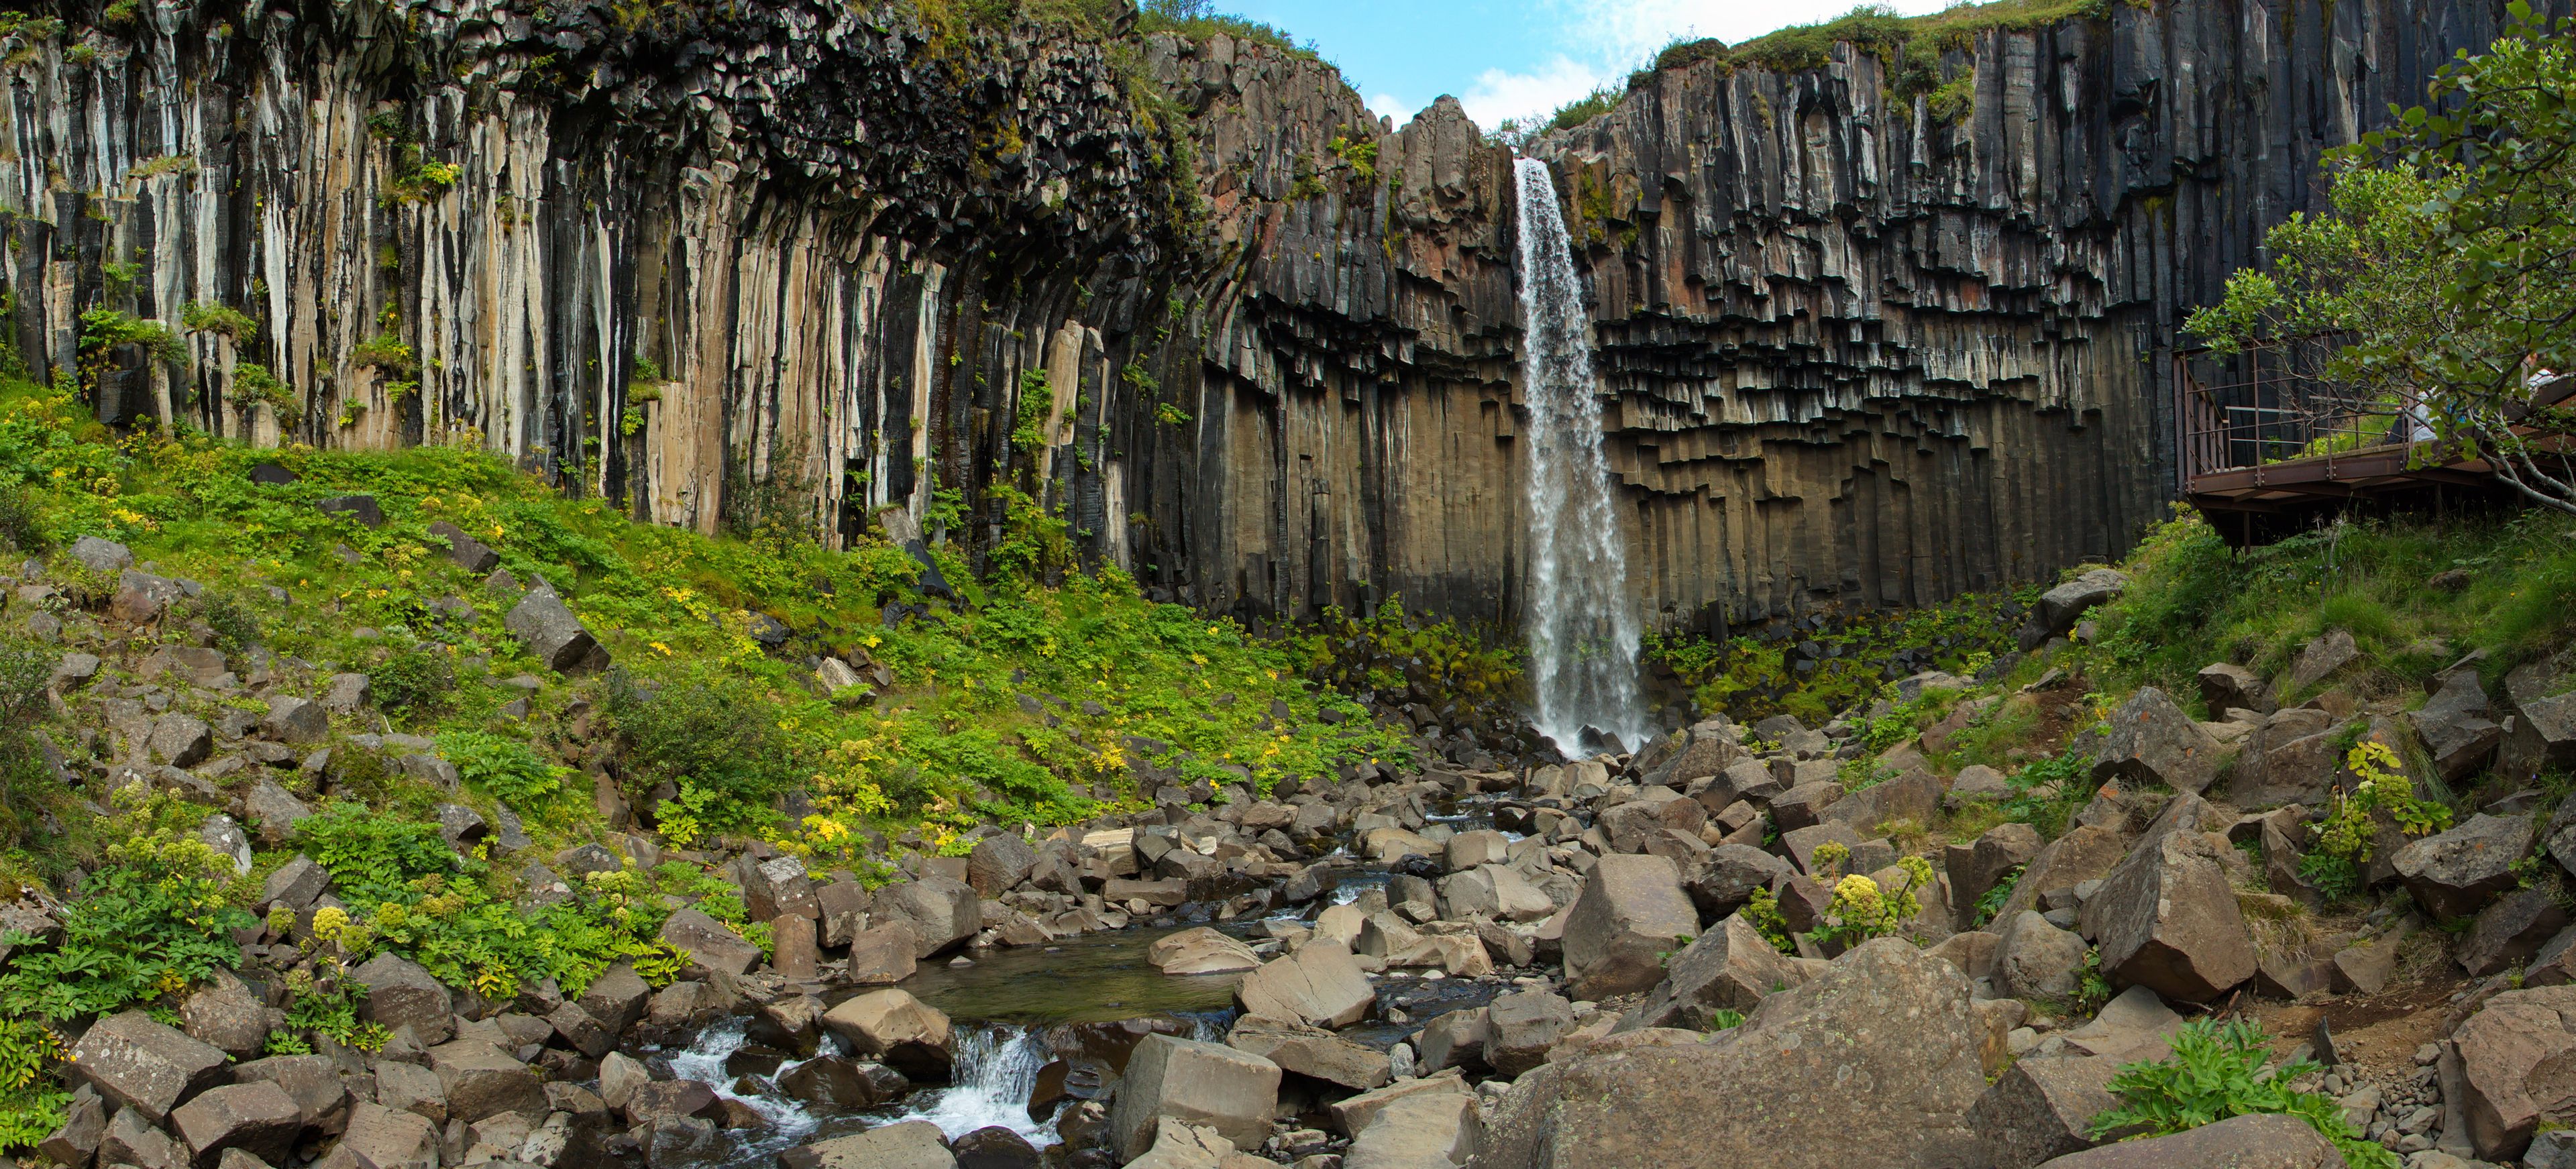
top-left (2451, 983), bottom-right (2576, 1160)
top-left (781, 1119), bottom-right (955, 1169)
top-left (2283, 629), bottom-right (2362, 698)
top-left (68, 1011), bottom-right (231, 1122)
top-left (244, 782), bottom-right (314, 848)
top-left (424, 1041), bottom-right (545, 1123)
top-left (1343, 1093), bottom-right (1481, 1169)
top-left (1148, 927), bottom-right (1262, 975)
top-left (1226, 1016), bottom-right (1390, 1091)
top-left (1993, 911), bottom-right (2090, 1001)
top-left (170, 1082), bottom-right (303, 1168)
top-left (315, 495), bottom-right (385, 527)
top-left (874, 875), bottom-right (982, 958)
top-left (333, 1103), bottom-right (439, 1169)
top-left (352, 953), bottom-right (453, 1044)
top-left (657, 908), bottom-right (761, 977)
top-left (2026, 1112), bottom-right (2340, 1167)
top-left (2394, 813), bottom-right (2532, 920)
top-left (1969, 1054), bottom-right (2123, 1169)
top-left (2082, 795), bottom-right (2255, 1003)
top-left (1236, 938), bottom-right (1374, 1029)
top-left (2196, 663), bottom-right (2273, 717)
top-left (425, 522), bottom-right (500, 573)
top-left (1106, 1034), bottom-right (1281, 1161)
top-left (1560, 854), bottom-right (1699, 1001)
top-left (1621, 913), bottom-right (1804, 1032)
top-left (504, 583), bottom-right (607, 675)
top-left (2090, 687), bottom-right (2223, 795)
top-left (819, 990), bottom-right (953, 1080)
top-left (2410, 670), bottom-right (2504, 783)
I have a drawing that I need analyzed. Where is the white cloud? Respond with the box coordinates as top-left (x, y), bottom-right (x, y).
top-left (1458, 55), bottom-right (1611, 129)
top-left (1366, 93), bottom-right (1411, 121)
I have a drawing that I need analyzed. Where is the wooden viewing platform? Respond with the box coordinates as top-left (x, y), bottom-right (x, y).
top-left (2176, 339), bottom-right (2573, 545)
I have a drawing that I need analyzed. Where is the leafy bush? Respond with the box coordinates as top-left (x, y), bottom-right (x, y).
top-left (606, 669), bottom-right (800, 824)
top-left (280, 963), bottom-right (387, 1052)
top-left (0, 634), bottom-right (58, 846)
top-left (1644, 588), bottom-right (2021, 726)
top-left (197, 589), bottom-right (264, 654)
top-left (2298, 740), bottom-right (2453, 902)
top-left (0, 795), bottom-right (254, 1021)
top-left (1807, 856), bottom-right (1933, 950)
top-left (0, 484), bottom-right (44, 553)
top-left (371, 645), bottom-right (458, 718)
top-left (294, 803), bottom-right (458, 903)
top-left (2090, 1018), bottom-right (2397, 1169)
top-left (437, 732), bottom-right (568, 808)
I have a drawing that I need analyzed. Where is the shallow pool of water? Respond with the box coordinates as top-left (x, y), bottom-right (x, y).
top-left (902, 923), bottom-right (1260, 1027)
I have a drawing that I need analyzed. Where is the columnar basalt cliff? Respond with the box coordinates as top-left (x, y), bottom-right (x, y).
top-left (0, 0), bottom-right (2544, 633)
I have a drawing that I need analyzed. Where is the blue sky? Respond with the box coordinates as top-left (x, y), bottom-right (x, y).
top-left (1215, 0), bottom-right (1955, 129)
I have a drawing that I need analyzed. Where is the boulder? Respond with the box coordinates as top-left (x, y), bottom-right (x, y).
top-left (181, 981), bottom-right (274, 1060)
top-left (1235, 938), bottom-right (1374, 1029)
top-left (151, 713), bottom-right (215, 768)
top-left (2502, 661), bottom-right (2576, 781)
top-left (244, 783), bottom-right (314, 848)
top-left (351, 954), bottom-right (453, 1044)
top-left (1148, 927), bottom-right (1262, 975)
top-left (1560, 854), bottom-right (1699, 1001)
top-left (1992, 911), bottom-right (2088, 1001)
top-left (775, 1056), bottom-right (909, 1110)
top-left (69, 1011), bottom-right (230, 1121)
top-left (425, 522), bottom-right (500, 573)
top-left (333, 1103), bottom-right (439, 1169)
top-left (1106, 1034), bottom-right (1281, 1162)
top-left (2283, 629), bottom-right (2362, 698)
top-left (739, 854), bottom-right (819, 923)
top-left (846, 923), bottom-right (920, 985)
top-left (68, 536), bottom-right (135, 573)
top-left (372, 1062), bottom-right (447, 1125)
top-left (1480, 940), bottom-right (1989, 1169)
top-left (1344, 1093), bottom-right (1481, 1169)
top-left (1116, 1120), bottom-right (1232, 1169)
top-left (949, 1126), bottom-right (1036, 1169)
top-left (40, 1087), bottom-right (106, 1168)
top-left (874, 875), bottom-right (981, 958)
top-left (782, 1120), bottom-right (955, 1169)
top-left (262, 697), bottom-right (328, 746)
top-left (228, 1056), bottom-right (351, 1133)
top-left (424, 1042), bottom-right (545, 1123)
top-left (818, 990), bottom-right (952, 1080)
top-left (99, 1106), bottom-right (180, 1169)
top-left (1328, 1073), bottom-right (1471, 1139)
top-left (1485, 991), bottom-right (1574, 1077)
top-left (2225, 710), bottom-right (2342, 810)
top-left (2394, 813), bottom-right (2532, 920)
top-left (1996, 825), bottom-right (2127, 923)
top-left (2019, 569), bottom-right (2127, 650)
top-left (657, 908), bottom-right (761, 976)
top-left (2090, 687), bottom-right (2223, 795)
top-left (965, 834), bottom-right (1038, 895)
top-left (1619, 913), bottom-right (1803, 1032)
top-left (1947, 822), bottom-right (2043, 923)
top-left (2411, 669), bottom-right (2505, 783)
top-left (2459, 886), bottom-right (2570, 977)
top-left (2082, 795), bottom-right (2255, 1003)
top-left (1226, 1016), bottom-right (1389, 1091)
top-left (578, 964), bottom-right (652, 1036)
top-left (1598, 791), bottom-right (1705, 854)
top-left (2027, 1113), bottom-right (2341, 1168)
top-left (1968, 1054), bottom-right (2122, 1169)
top-left (2452, 983), bottom-right (2576, 1160)
top-left (1445, 830), bottom-right (1510, 873)
top-left (2196, 663), bottom-right (2273, 717)
top-left (503, 583), bottom-right (606, 675)
top-left (1820, 767), bottom-right (1942, 833)
top-left (596, 1053), bottom-right (649, 1112)
top-left (546, 1002), bottom-right (615, 1059)
top-left (1415, 1007), bottom-right (1489, 1073)
top-left (623, 1080), bottom-right (718, 1123)
top-left (170, 1082), bottom-right (303, 1168)
top-left (1684, 844), bottom-right (1795, 922)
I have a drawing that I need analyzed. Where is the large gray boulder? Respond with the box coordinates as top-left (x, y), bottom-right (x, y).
top-left (819, 990), bottom-right (952, 1080)
top-left (1946, 822), bottom-right (2043, 922)
top-left (1106, 1034), bottom-right (1280, 1162)
top-left (68, 1011), bottom-right (230, 1122)
top-left (1968, 1054), bottom-right (2122, 1169)
top-left (2282, 628), bottom-right (2361, 698)
top-left (2502, 660), bottom-right (2576, 782)
top-left (2029, 1113), bottom-right (2341, 1168)
top-left (1996, 824), bottom-right (2127, 922)
top-left (2452, 983), bottom-right (2576, 1160)
top-left (2090, 687), bottom-right (2224, 795)
top-left (2410, 669), bottom-right (2504, 783)
top-left (424, 1042), bottom-right (545, 1123)
top-left (2082, 795), bottom-right (2255, 1003)
top-left (504, 583), bottom-right (607, 675)
top-left (2393, 812), bottom-right (2530, 920)
top-left (1226, 1016), bottom-right (1389, 1091)
top-left (874, 875), bottom-right (981, 958)
top-left (2019, 569), bottom-right (2127, 651)
top-left (1484, 991), bottom-right (1575, 1077)
top-left (1480, 940), bottom-right (1991, 1169)
top-left (1236, 938), bottom-right (1374, 1029)
top-left (1618, 913), bottom-right (1804, 1032)
top-left (425, 521), bottom-right (500, 573)
top-left (350, 953), bottom-right (453, 1044)
top-left (1820, 766), bottom-right (1943, 833)
top-left (738, 854), bottom-right (818, 923)
top-left (2196, 662), bottom-right (2273, 716)
top-left (333, 1103), bottom-right (439, 1169)
top-left (2224, 709), bottom-right (2342, 810)
top-left (170, 1082), bottom-right (303, 1168)
top-left (782, 1119), bottom-right (955, 1169)
top-left (1992, 911), bottom-right (2088, 1001)
top-left (1343, 1093), bottom-right (1481, 1169)
top-left (657, 907), bottom-right (761, 976)
top-left (965, 834), bottom-right (1038, 895)
top-left (1560, 854), bottom-right (1699, 1001)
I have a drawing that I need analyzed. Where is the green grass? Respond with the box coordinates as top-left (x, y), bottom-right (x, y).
top-left (2086, 506), bottom-right (2576, 710)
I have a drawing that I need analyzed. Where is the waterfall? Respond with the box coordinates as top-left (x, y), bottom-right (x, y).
top-left (1512, 157), bottom-right (1647, 755)
top-left (891, 1027), bottom-right (1063, 1146)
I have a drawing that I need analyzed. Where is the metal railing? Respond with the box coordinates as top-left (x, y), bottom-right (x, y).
top-left (2174, 333), bottom-right (2428, 486)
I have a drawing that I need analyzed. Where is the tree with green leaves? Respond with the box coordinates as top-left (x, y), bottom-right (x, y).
top-left (2185, 3), bottom-right (2575, 516)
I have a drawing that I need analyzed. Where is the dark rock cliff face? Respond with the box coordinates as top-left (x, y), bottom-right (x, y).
top-left (0, 0), bottom-right (2546, 632)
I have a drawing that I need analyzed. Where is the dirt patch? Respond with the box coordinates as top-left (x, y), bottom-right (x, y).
top-left (2244, 977), bottom-right (2464, 1076)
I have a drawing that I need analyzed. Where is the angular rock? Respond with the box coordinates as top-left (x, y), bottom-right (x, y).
top-left (623, 1080), bottom-right (718, 1123)
top-left (846, 923), bottom-right (920, 985)
top-left (181, 981), bottom-right (274, 1061)
top-left (1226, 1016), bottom-right (1390, 1091)
top-left (372, 1062), bottom-right (447, 1126)
top-left (69, 1011), bottom-right (231, 1122)
top-left (2090, 687), bottom-right (2222, 795)
top-left (775, 1056), bottom-right (908, 1110)
top-left (873, 875), bottom-right (981, 958)
top-left (1480, 940), bottom-right (1989, 1169)
top-left (2411, 669), bottom-right (2504, 784)
top-left (1484, 991), bottom-right (1574, 1077)
top-left (782, 1121), bottom-right (955, 1169)
top-left (657, 908), bottom-right (761, 977)
top-left (262, 696), bottom-right (328, 745)
top-left (965, 834), bottom-right (1038, 896)
top-left (1560, 854), bottom-right (1699, 1001)
top-left (2502, 661), bottom-right (2576, 782)
top-left (578, 964), bottom-right (651, 1036)
top-left (818, 990), bottom-right (952, 1080)
top-left (1344, 1093), bottom-right (1481, 1169)
top-left (227, 1055), bottom-right (350, 1133)
top-left (244, 782), bottom-right (314, 848)
top-left (1684, 844), bottom-right (1795, 922)
top-left (151, 713), bottom-right (215, 768)
top-left (2284, 629), bottom-right (2361, 697)
top-left (170, 1082), bottom-right (303, 1168)
top-left (1148, 926), bottom-right (1261, 975)
top-left (2196, 663), bottom-right (2273, 717)
top-left (1621, 913), bottom-right (1804, 1032)
top-left (1992, 911), bottom-right (2088, 1001)
top-left (2453, 983), bottom-right (2576, 1160)
top-left (2460, 886), bottom-right (2571, 977)
top-left (425, 1041), bottom-right (545, 1123)
top-left (1235, 938), bottom-right (1373, 1029)
top-left (1106, 1034), bottom-right (1280, 1161)
top-left (1415, 1007), bottom-right (1489, 1073)
top-left (425, 522), bottom-right (500, 573)
top-left (334, 1103), bottom-right (439, 1169)
top-left (2394, 812), bottom-right (2532, 920)
top-left (1968, 1054), bottom-right (2122, 1169)
top-left (2082, 795), bottom-right (2254, 1003)
top-left (352, 953), bottom-right (453, 1044)
top-left (1947, 822), bottom-right (2043, 923)
top-left (503, 583), bottom-right (606, 675)
top-left (41, 1087), bottom-right (107, 1169)
top-left (739, 854), bottom-right (819, 923)
top-left (2028, 1112), bottom-right (2340, 1168)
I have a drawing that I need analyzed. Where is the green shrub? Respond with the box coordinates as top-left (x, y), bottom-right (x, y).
top-left (0, 635), bottom-right (57, 847)
top-left (371, 645), bottom-right (457, 718)
top-left (197, 589), bottom-right (264, 654)
top-left (280, 964), bottom-right (386, 1052)
top-left (0, 796), bottom-right (254, 1021)
top-left (0, 484), bottom-right (44, 553)
top-left (606, 669), bottom-right (800, 820)
top-left (437, 732), bottom-right (568, 808)
top-left (293, 803), bottom-right (458, 903)
top-left (2091, 1018), bottom-right (2397, 1168)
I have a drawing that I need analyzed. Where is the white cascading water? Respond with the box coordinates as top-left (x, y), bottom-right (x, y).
top-left (891, 1027), bottom-right (1062, 1147)
top-left (1512, 156), bottom-right (1647, 755)
top-left (665, 1017), bottom-right (822, 1154)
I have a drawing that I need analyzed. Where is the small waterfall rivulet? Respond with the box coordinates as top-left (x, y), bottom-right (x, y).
top-left (1512, 156), bottom-right (1647, 754)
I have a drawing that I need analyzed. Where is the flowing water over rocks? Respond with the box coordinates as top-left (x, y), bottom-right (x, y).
top-left (1512, 158), bottom-right (1649, 757)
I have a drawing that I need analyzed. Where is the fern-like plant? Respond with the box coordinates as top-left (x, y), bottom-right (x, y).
top-left (2090, 1019), bottom-right (2398, 1169)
